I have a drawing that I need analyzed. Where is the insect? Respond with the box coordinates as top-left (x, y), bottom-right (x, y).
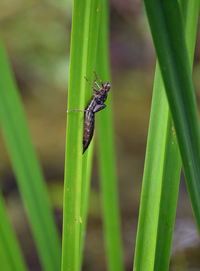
top-left (68, 73), bottom-right (111, 154)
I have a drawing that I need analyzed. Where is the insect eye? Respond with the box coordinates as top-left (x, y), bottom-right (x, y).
top-left (106, 83), bottom-right (111, 91)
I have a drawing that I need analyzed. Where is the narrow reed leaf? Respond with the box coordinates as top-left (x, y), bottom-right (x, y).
top-left (143, 0), bottom-right (200, 229)
top-left (133, 1), bottom-right (199, 270)
top-left (79, 145), bottom-right (93, 262)
top-left (133, 66), bottom-right (181, 271)
top-left (0, 194), bottom-right (28, 271)
top-left (0, 40), bottom-right (61, 271)
top-left (61, 1), bottom-right (101, 270)
top-left (96, 1), bottom-right (124, 271)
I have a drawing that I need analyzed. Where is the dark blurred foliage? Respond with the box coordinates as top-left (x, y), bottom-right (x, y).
top-left (0, 0), bottom-right (200, 270)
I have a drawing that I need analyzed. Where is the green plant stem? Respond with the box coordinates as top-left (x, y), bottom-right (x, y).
top-left (0, 40), bottom-right (61, 271)
top-left (133, 65), bottom-right (181, 271)
top-left (79, 144), bottom-right (93, 264)
top-left (61, 1), bottom-right (101, 270)
top-left (143, 0), bottom-right (200, 230)
top-left (133, 0), bottom-right (199, 270)
top-left (0, 193), bottom-right (28, 271)
top-left (96, 1), bottom-right (124, 271)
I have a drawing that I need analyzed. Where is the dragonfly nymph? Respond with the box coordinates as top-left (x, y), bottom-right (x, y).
top-left (67, 73), bottom-right (111, 154)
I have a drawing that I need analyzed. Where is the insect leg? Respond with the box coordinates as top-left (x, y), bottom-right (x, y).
top-left (94, 81), bottom-right (101, 89)
top-left (84, 76), bottom-right (99, 92)
top-left (67, 109), bottom-right (89, 113)
top-left (94, 71), bottom-right (103, 84)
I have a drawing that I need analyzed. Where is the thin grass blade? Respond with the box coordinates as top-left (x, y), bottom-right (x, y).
top-left (133, 0), bottom-right (199, 270)
top-left (0, 193), bottom-right (28, 271)
top-left (133, 65), bottom-right (181, 271)
top-left (79, 145), bottom-right (93, 263)
top-left (143, 0), bottom-right (200, 230)
top-left (61, 1), bottom-right (101, 270)
top-left (96, 1), bottom-right (124, 271)
top-left (0, 40), bottom-right (61, 271)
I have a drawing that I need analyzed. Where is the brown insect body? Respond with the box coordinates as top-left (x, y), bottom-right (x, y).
top-left (83, 79), bottom-right (111, 154)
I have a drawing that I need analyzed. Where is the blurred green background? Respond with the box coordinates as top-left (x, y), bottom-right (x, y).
top-left (1, 0), bottom-right (200, 270)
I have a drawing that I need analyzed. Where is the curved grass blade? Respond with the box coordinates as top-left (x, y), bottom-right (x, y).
top-left (61, 1), bottom-right (101, 270)
top-left (133, 1), bottom-right (199, 270)
top-left (96, 1), bottom-right (124, 271)
top-left (0, 193), bottom-right (28, 271)
top-left (0, 40), bottom-right (61, 271)
top-left (133, 66), bottom-right (181, 271)
top-left (143, 0), bottom-right (200, 229)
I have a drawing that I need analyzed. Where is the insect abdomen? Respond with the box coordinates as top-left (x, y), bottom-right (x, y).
top-left (83, 111), bottom-right (95, 154)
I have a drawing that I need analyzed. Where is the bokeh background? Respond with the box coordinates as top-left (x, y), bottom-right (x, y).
top-left (1, 0), bottom-right (200, 270)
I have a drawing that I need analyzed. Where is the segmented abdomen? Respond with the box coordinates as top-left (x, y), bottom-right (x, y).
top-left (83, 111), bottom-right (95, 153)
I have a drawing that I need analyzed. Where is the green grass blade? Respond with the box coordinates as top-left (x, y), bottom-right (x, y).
top-left (133, 65), bottom-right (181, 271)
top-left (79, 145), bottom-right (93, 263)
top-left (0, 40), bottom-right (61, 271)
top-left (0, 193), bottom-right (28, 271)
top-left (133, 1), bottom-right (199, 270)
top-left (143, 0), bottom-right (200, 229)
top-left (61, 1), bottom-right (101, 270)
top-left (96, 1), bottom-right (124, 271)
